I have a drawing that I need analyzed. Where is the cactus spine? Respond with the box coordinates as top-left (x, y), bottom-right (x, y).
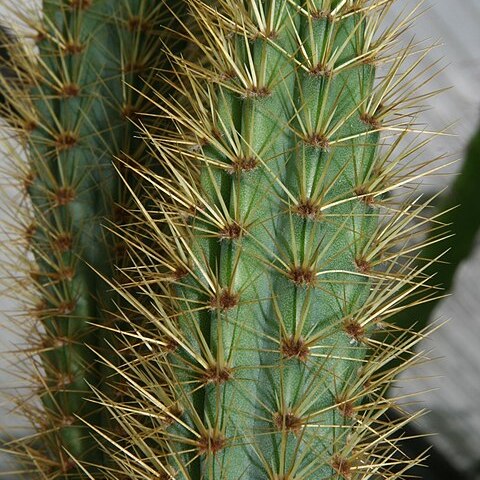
top-left (0, 1), bottom-right (174, 476)
top-left (93, 1), bottom-right (444, 479)
top-left (393, 121), bottom-right (480, 340)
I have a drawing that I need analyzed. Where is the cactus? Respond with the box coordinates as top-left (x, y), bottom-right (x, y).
top-left (89, 1), bottom-right (446, 479)
top-left (0, 1), bottom-right (178, 477)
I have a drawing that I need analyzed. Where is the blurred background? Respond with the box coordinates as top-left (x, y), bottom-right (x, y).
top-left (1, 1), bottom-right (480, 479)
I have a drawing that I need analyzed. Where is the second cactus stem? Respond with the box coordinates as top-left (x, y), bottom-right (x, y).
top-left (96, 0), bottom-right (444, 479)
top-left (0, 1), bottom-right (178, 477)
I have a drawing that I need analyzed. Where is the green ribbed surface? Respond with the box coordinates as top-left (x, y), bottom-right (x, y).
top-left (128, 1), bottom-right (384, 478)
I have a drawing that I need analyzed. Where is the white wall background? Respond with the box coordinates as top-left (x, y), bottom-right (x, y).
top-left (1, 0), bottom-right (480, 477)
top-left (389, 1), bottom-right (480, 477)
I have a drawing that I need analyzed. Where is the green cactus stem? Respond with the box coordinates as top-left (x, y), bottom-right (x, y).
top-left (0, 1), bottom-right (178, 477)
top-left (93, 1), bottom-right (445, 479)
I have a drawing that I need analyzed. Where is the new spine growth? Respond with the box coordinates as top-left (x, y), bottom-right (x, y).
top-left (99, 1), bottom-right (445, 479)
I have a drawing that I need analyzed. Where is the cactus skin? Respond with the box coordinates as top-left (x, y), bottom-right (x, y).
top-left (0, 1), bottom-right (175, 477)
top-left (95, 1), bottom-right (443, 479)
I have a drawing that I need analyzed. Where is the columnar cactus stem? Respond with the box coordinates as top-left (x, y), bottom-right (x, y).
top-left (94, 1), bottom-right (445, 479)
top-left (0, 1), bottom-right (176, 477)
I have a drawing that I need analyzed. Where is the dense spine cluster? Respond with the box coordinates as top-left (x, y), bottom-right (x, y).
top-left (94, 1), bottom-right (444, 479)
top-left (0, 1), bottom-right (173, 477)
